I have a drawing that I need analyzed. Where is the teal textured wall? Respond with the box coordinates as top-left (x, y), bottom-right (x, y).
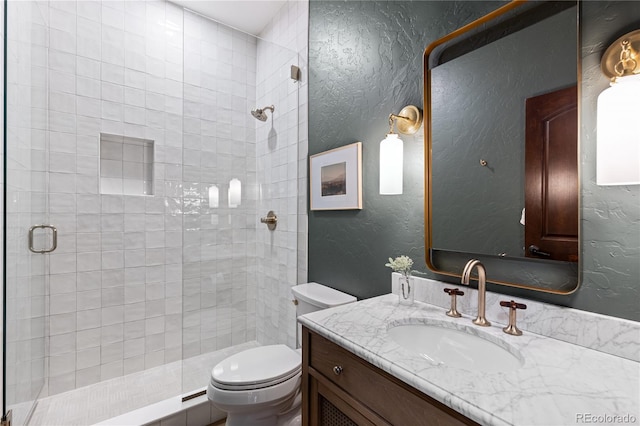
top-left (308, 1), bottom-right (640, 321)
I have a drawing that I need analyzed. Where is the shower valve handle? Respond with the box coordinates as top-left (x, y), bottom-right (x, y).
top-left (260, 211), bottom-right (278, 230)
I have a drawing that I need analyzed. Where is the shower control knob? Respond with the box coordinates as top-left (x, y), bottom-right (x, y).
top-left (260, 211), bottom-right (277, 230)
top-left (333, 365), bottom-right (343, 376)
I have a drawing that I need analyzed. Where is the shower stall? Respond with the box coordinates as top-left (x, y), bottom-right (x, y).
top-left (1, 0), bottom-right (308, 424)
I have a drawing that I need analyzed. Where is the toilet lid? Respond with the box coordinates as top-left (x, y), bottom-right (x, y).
top-left (211, 345), bottom-right (301, 390)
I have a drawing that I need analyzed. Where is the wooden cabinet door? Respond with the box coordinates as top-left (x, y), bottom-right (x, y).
top-left (310, 377), bottom-right (382, 426)
top-left (525, 85), bottom-right (578, 262)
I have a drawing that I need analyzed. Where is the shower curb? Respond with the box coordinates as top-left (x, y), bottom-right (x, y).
top-left (95, 387), bottom-right (224, 426)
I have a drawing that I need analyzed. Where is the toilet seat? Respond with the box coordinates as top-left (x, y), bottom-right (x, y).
top-left (211, 345), bottom-right (301, 391)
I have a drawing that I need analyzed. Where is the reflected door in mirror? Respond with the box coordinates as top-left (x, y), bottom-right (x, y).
top-left (525, 85), bottom-right (578, 262)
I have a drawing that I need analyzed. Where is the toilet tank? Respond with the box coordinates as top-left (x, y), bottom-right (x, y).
top-left (291, 282), bottom-right (356, 317)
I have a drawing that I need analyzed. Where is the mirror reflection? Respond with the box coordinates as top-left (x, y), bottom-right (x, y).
top-left (430, 4), bottom-right (577, 261)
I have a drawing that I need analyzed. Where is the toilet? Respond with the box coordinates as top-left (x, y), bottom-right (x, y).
top-left (207, 282), bottom-right (356, 426)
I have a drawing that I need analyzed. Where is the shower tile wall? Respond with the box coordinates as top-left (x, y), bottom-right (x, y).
top-left (4, 0), bottom-right (49, 406)
top-left (41, 0), bottom-right (189, 396)
top-left (256, 0), bottom-right (309, 348)
top-left (3, 0), bottom-right (307, 402)
top-left (180, 10), bottom-right (258, 359)
top-left (1, 0), bottom-right (261, 397)
top-left (293, 0), bottom-right (310, 294)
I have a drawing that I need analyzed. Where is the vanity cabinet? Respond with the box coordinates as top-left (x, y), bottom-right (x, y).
top-left (302, 327), bottom-right (478, 426)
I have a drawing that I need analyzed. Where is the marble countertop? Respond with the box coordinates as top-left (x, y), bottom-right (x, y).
top-left (298, 294), bottom-right (640, 426)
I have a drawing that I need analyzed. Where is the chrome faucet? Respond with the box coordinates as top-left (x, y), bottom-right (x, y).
top-left (461, 259), bottom-right (491, 327)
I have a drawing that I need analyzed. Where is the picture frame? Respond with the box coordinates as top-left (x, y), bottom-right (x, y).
top-left (310, 142), bottom-right (363, 210)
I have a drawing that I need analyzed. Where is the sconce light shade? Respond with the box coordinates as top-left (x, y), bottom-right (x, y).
top-left (597, 74), bottom-right (640, 185)
top-left (228, 178), bottom-right (241, 208)
top-left (208, 184), bottom-right (219, 208)
top-left (380, 133), bottom-right (404, 195)
top-left (379, 105), bottom-right (422, 195)
top-left (597, 29), bottom-right (640, 186)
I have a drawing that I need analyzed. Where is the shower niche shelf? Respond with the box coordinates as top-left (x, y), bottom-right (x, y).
top-left (100, 133), bottom-right (154, 196)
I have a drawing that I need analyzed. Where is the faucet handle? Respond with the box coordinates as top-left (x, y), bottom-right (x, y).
top-left (499, 300), bottom-right (527, 310)
top-left (444, 288), bottom-right (464, 296)
top-left (443, 288), bottom-right (464, 318)
top-left (500, 300), bottom-right (527, 336)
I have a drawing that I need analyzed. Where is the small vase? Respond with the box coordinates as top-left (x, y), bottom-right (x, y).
top-left (398, 275), bottom-right (414, 305)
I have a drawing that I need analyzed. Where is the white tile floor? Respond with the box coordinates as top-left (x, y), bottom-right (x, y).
top-left (13, 342), bottom-right (259, 426)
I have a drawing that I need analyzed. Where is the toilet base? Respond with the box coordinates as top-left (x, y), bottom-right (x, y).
top-left (275, 406), bottom-right (301, 426)
top-left (223, 389), bottom-right (301, 426)
top-left (275, 391), bottom-right (302, 426)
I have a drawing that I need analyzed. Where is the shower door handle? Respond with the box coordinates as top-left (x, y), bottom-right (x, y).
top-left (28, 225), bottom-right (57, 254)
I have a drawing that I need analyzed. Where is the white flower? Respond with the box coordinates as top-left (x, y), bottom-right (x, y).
top-left (385, 255), bottom-right (413, 277)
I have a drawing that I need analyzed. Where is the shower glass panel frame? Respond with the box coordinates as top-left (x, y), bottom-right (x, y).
top-left (3, 1), bottom-right (50, 423)
top-left (180, 8), bottom-right (300, 396)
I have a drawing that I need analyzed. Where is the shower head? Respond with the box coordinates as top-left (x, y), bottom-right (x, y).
top-left (251, 105), bottom-right (275, 121)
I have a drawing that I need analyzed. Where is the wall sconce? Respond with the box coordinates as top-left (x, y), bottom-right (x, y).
top-left (597, 29), bottom-right (640, 186)
top-left (379, 105), bottom-right (423, 195)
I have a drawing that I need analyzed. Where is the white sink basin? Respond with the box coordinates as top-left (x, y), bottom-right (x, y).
top-left (387, 323), bottom-right (523, 373)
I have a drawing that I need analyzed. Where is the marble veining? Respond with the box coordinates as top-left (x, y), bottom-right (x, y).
top-left (298, 292), bottom-right (639, 426)
top-left (406, 275), bottom-right (640, 362)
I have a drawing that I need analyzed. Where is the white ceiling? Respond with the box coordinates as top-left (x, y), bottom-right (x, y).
top-left (171, 0), bottom-right (287, 36)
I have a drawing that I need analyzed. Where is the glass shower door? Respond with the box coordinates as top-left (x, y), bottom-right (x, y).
top-left (3, 1), bottom-right (50, 424)
top-left (180, 7), bottom-right (301, 397)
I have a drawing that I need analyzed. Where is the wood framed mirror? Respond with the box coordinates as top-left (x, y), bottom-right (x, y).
top-left (424, 1), bottom-right (580, 293)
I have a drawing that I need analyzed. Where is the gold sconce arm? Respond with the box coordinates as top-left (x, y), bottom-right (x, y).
top-left (388, 105), bottom-right (423, 135)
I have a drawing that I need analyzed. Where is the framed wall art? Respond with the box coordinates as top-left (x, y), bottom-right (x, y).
top-left (310, 142), bottom-right (363, 210)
